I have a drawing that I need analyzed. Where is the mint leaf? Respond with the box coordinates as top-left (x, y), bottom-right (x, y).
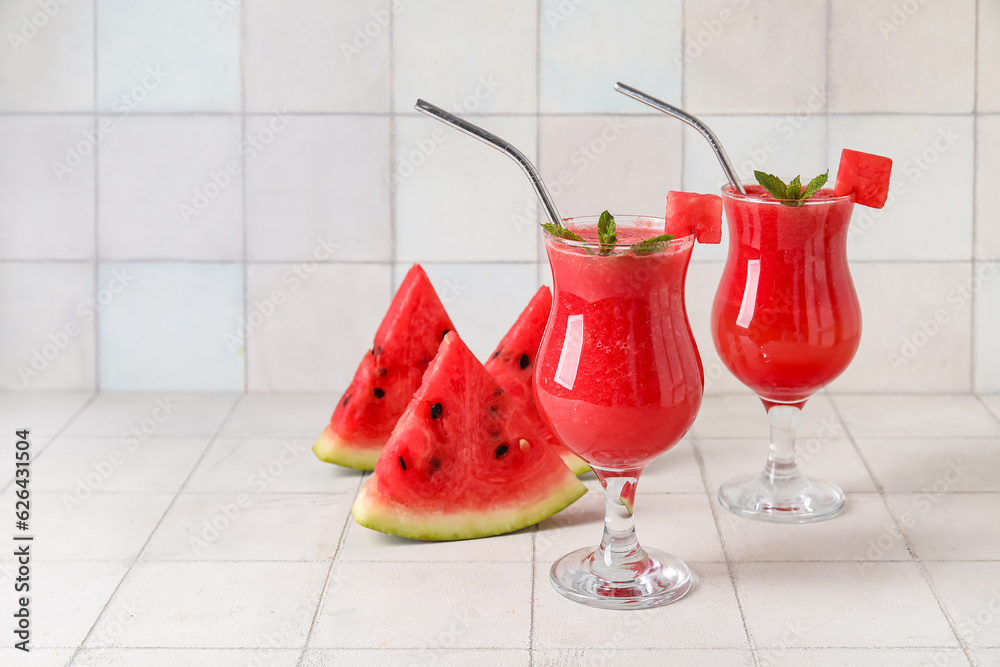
top-left (754, 171), bottom-right (788, 200)
top-left (631, 233), bottom-right (675, 255)
top-left (787, 175), bottom-right (802, 201)
top-left (755, 170), bottom-right (829, 207)
top-left (800, 171), bottom-right (829, 200)
top-left (541, 223), bottom-right (585, 242)
top-left (597, 210), bottom-right (617, 254)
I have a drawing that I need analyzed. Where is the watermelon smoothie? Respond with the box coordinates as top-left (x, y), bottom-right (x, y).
top-left (711, 183), bottom-right (861, 523)
top-left (712, 185), bottom-right (861, 405)
top-left (535, 217), bottom-right (703, 472)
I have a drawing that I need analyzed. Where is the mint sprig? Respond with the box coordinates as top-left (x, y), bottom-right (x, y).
top-left (632, 234), bottom-right (674, 255)
top-left (597, 210), bottom-right (616, 254)
top-left (753, 170), bottom-right (829, 207)
top-left (540, 223), bottom-right (585, 242)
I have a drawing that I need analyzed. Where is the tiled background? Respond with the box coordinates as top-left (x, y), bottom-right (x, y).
top-left (0, 0), bottom-right (995, 394)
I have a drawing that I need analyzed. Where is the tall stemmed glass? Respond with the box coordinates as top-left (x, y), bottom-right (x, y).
top-left (711, 184), bottom-right (861, 522)
top-left (534, 216), bottom-right (703, 609)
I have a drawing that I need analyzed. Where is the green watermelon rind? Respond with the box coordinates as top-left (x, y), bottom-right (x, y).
top-left (561, 450), bottom-right (592, 477)
top-left (352, 471), bottom-right (587, 541)
top-left (313, 425), bottom-right (381, 471)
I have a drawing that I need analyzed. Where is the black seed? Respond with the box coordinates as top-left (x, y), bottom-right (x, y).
top-left (342, 395), bottom-right (352, 407)
top-left (374, 345), bottom-right (382, 355)
top-left (495, 444), bottom-right (509, 458)
top-left (398, 456), bottom-right (406, 471)
top-left (430, 458), bottom-right (440, 470)
top-left (491, 347), bottom-right (503, 360)
top-left (377, 367), bottom-right (388, 376)
top-left (373, 388), bottom-right (385, 399)
top-left (488, 405), bottom-right (498, 414)
top-left (430, 402), bottom-right (443, 419)
top-left (519, 353), bottom-right (530, 369)
top-left (442, 329), bottom-right (451, 339)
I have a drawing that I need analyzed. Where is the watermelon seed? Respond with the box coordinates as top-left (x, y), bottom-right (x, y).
top-left (495, 444), bottom-right (509, 458)
top-left (399, 456), bottom-right (406, 471)
top-left (430, 402), bottom-right (443, 419)
top-left (442, 328), bottom-right (451, 339)
top-left (519, 439), bottom-right (530, 452)
top-left (374, 346), bottom-right (382, 355)
top-left (373, 388), bottom-right (385, 399)
top-left (491, 347), bottom-right (503, 360)
top-left (342, 395), bottom-right (352, 407)
top-left (519, 353), bottom-right (530, 369)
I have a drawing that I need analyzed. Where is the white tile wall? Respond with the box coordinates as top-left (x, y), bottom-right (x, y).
top-left (0, 0), bottom-right (94, 111)
top-left (684, 0), bottom-right (827, 114)
top-left (96, 0), bottom-right (241, 113)
top-left (0, 0), bottom-right (993, 393)
top-left (0, 116), bottom-right (95, 259)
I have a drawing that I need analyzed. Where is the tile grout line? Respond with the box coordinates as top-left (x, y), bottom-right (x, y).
top-left (973, 394), bottom-right (1000, 428)
top-left (65, 395), bottom-right (246, 666)
top-left (826, 396), bottom-right (979, 667)
top-left (296, 473), bottom-right (366, 665)
top-left (970, 0), bottom-right (980, 395)
top-left (240, 0), bottom-right (249, 394)
top-left (689, 435), bottom-right (759, 666)
top-left (529, 2), bottom-right (541, 663)
top-left (388, 0), bottom-right (397, 301)
top-left (92, 0), bottom-right (101, 393)
top-left (0, 395), bottom-right (99, 498)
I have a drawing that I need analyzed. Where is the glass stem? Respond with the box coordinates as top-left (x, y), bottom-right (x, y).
top-left (595, 471), bottom-right (644, 574)
top-left (762, 404), bottom-right (807, 490)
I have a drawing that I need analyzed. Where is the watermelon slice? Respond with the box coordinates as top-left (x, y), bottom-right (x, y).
top-left (352, 332), bottom-right (587, 540)
top-left (833, 148), bottom-right (893, 208)
top-left (314, 265), bottom-right (454, 470)
top-left (665, 191), bottom-right (724, 243)
top-left (484, 286), bottom-right (590, 476)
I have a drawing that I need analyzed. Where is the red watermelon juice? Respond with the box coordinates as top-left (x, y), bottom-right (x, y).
top-left (711, 185), bottom-right (861, 407)
top-left (535, 216), bottom-right (703, 473)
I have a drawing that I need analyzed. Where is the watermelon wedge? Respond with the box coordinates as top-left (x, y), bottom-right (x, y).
top-left (665, 191), bottom-right (724, 243)
top-left (314, 265), bottom-right (454, 470)
top-left (485, 286), bottom-right (590, 476)
top-left (833, 148), bottom-right (893, 208)
top-left (352, 332), bottom-right (587, 541)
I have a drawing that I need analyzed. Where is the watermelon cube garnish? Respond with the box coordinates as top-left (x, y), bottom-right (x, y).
top-left (833, 148), bottom-right (893, 209)
top-left (313, 264), bottom-right (454, 470)
top-left (353, 331), bottom-right (587, 541)
top-left (485, 286), bottom-right (589, 476)
top-left (665, 191), bottom-right (724, 243)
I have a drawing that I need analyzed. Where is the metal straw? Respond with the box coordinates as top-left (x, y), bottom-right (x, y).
top-left (614, 82), bottom-right (746, 195)
top-left (414, 99), bottom-right (564, 226)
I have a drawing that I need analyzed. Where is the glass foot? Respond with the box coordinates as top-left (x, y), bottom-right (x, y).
top-left (549, 546), bottom-right (692, 610)
top-left (718, 473), bottom-right (845, 524)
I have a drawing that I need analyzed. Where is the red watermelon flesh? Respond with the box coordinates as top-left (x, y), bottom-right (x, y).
top-left (665, 191), bottom-right (724, 243)
top-left (352, 332), bottom-right (587, 540)
top-left (484, 286), bottom-right (590, 476)
top-left (833, 148), bottom-right (893, 208)
top-left (314, 265), bottom-right (454, 470)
